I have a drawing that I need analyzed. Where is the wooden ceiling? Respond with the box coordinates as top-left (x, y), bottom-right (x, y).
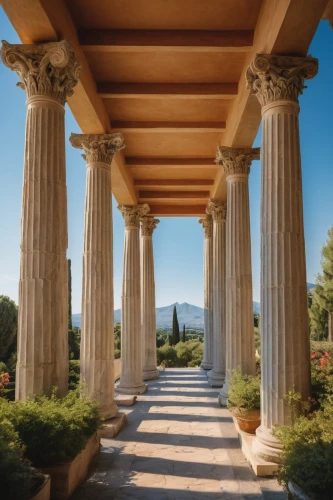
top-left (1, 0), bottom-right (329, 216)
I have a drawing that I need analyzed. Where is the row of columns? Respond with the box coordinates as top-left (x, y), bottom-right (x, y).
top-left (1, 37), bottom-right (318, 464)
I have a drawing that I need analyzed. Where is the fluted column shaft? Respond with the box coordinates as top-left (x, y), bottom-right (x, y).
top-left (70, 133), bottom-right (124, 418)
top-left (0, 40), bottom-right (81, 399)
top-left (117, 205), bottom-right (150, 394)
top-left (216, 148), bottom-right (259, 404)
top-left (207, 200), bottom-right (227, 387)
top-left (141, 217), bottom-right (160, 380)
top-left (246, 54), bottom-right (318, 461)
top-left (199, 216), bottom-right (213, 370)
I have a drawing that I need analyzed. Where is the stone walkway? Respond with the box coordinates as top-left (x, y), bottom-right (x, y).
top-left (73, 369), bottom-right (287, 500)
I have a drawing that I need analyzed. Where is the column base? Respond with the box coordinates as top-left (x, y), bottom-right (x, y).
top-left (252, 424), bottom-right (283, 464)
top-left (116, 382), bottom-right (148, 395)
top-left (98, 412), bottom-right (126, 438)
top-left (201, 361), bottom-right (213, 370)
top-left (218, 379), bottom-right (230, 406)
top-left (142, 368), bottom-right (159, 381)
top-left (207, 370), bottom-right (225, 387)
top-left (99, 401), bottom-right (119, 420)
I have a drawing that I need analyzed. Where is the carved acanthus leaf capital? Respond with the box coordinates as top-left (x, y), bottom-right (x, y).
top-left (118, 204), bottom-right (150, 229)
top-left (198, 215), bottom-right (213, 238)
top-left (206, 199), bottom-right (227, 222)
top-left (141, 217), bottom-right (160, 237)
top-left (1, 40), bottom-right (81, 104)
top-left (246, 53), bottom-right (318, 107)
top-left (215, 146), bottom-right (260, 176)
top-left (70, 133), bottom-right (124, 164)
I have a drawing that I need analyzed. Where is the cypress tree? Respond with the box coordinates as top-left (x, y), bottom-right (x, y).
top-left (68, 259), bottom-right (73, 330)
top-left (182, 324), bottom-right (186, 342)
top-left (316, 228), bottom-right (333, 341)
top-left (172, 305), bottom-right (180, 345)
top-left (0, 296), bottom-right (18, 361)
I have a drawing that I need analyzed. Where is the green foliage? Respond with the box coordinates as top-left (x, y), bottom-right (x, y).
top-left (274, 399), bottom-right (333, 499)
top-left (157, 340), bottom-right (203, 368)
top-left (311, 341), bottom-right (333, 357)
top-left (0, 295), bottom-right (18, 362)
top-left (68, 327), bottom-right (80, 360)
top-left (254, 327), bottom-right (260, 355)
top-left (68, 259), bottom-right (72, 330)
top-left (228, 368), bottom-right (261, 413)
top-left (182, 324), bottom-right (186, 342)
top-left (68, 360), bottom-right (80, 391)
top-left (253, 314), bottom-right (259, 328)
top-left (310, 350), bottom-right (333, 406)
top-left (0, 389), bottom-right (100, 466)
top-left (114, 323), bottom-right (121, 357)
top-left (0, 419), bottom-right (32, 499)
top-left (309, 287), bottom-right (329, 341)
top-left (157, 343), bottom-right (178, 367)
top-left (171, 305), bottom-right (180, 345)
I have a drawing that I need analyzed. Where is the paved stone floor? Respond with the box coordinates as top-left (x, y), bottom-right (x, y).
top-left (73, 369), bottom-right (287, 500)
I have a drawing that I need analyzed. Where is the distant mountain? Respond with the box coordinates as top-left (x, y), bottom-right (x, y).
top-left (307, 282), bottom-right (315, 291)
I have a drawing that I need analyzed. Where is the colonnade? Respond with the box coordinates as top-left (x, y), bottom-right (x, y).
top-left (2, 37), bottom-right (318, 465)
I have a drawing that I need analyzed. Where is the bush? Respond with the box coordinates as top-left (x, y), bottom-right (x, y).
top-left (310, 350), bottom-right (333, 406)
top-left (0, 419), bottom-right (32, 499)
top-left (0, 389), bottom-right (100, 466)
top-left (228, 368), bottom-right (260, 414)
top-left (68, 360), bottom-right (80, 391)
top-left (157, 344), bottom-right (177, 367)
top-left (311, 341), bottom-right (333, 358)
top-left (274, 399), bottom-right (333, 499)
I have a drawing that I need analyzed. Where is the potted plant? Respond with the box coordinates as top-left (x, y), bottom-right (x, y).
top-left (0, 389), bottom-right (100, 499)
top-left (274, 394), bottom-right (333, 500)
top-left (227, 368), bottom-right (261, 433)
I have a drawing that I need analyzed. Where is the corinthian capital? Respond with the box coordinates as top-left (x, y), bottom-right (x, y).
top-left (206, 199), bottom-right (227, 222)
top-left (118, 205), bottom-right (150, 229)
top-left (1, 40), bottom-right (81, 104)
top-left (216, 146), bottom-right (260, 176)
top-left (246, 53), bottom-right (318, 107)
top-left (198, 215), bottom-right (213, 238)
top-left (141, 217), bottom-right (160, 237)
top-left (70, 133), bottom-right (124, 164)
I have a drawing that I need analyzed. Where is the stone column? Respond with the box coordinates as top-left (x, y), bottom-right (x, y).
top-left (69, 133), bottom-right (124, 419)
top-left (198, 215), bottom-right (214, 370)
top-left (206, 200), bottom-right (227, 387)
top-left (117, 204), bottom-right (150, 394)
top-left (141, 216), bottom-right (160, 381)
top-left (216, 147), bottom-right (259, 405)
top-left (1, 40), bottom-right (80, 399)
top-left (246, 54), bottom-right (318, 461)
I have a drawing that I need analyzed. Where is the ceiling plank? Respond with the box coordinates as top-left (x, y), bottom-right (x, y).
top-left (113, 121), bottom-right (226, 131)
top-left (98, 83), bottom-right (238, 100)
top-left (79, 29), bottom-right (254, 52)
top-left (135, 179), bottom-right (214, 187)
top-left (127, 157), bottom-right (215, 167)
top-left (1, 0), bottom-right (137, 206)
top-left (211, 0), bottom-right (329, 199)
top-left (139, 191), bottom-right (210, 199)
top-left (148, 204), bottom-right (207, 217)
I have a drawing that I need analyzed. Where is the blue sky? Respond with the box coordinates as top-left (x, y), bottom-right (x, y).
top-left (0, 8), bottom-right (332, 312)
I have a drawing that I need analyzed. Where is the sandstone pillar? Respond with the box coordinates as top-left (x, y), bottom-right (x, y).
top-left (141, 217), bottom-right (160, 381)
top-left (206, 200), bottom-right (227, 387)
top-left (117, 204), bottom-right (150, 394)
top-left (70, 133), bottom-right (124, 418)
top-left (217, 147), bottom-right (259, 405)
top-left (198, 215), bottom-right (213, 370)
top-left (246, 54), bottom-right (318, 461)
top-left (1, 40), bottom-right (80, 399)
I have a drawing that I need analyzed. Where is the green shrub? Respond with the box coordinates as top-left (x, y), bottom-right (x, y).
top-left (274, 399), bottom-right (333, 499)
top-left (0, 361), bottom-right (8, 373)
top-left (0, 389), bottom-right (100, 466)
top-left (68, 360), bottom-right (80, 391)
top-left (310, 350), bottom-right (333, 406)
top-left (311, 341), bottom-right (333, 358)
top-left (157, 344), bottom-right (177, 367)
top-left (187, 341), bottom-right (203, 367)
top-left (175, 343), bottom-right (192, 366)
top-left (228, 368), bottom-right (260, 414)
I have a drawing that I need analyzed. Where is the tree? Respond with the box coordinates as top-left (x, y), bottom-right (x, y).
top-left (309, 287), bottom-right (328, 341)
top-left (316, 228), bottom-right (333, 341)
top-left (172, 305), bottom-right (180, 345)
top-left (182, 324), bottom-right (186, 342)
top-left (68, 259), bottom-right (72, 330)
top-left (0, 296), bottom-right (18, 362)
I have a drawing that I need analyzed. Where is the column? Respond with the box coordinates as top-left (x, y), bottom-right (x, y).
top-left (117, 204), bottom-right (150, 394)
top-left (70, 133), bottom-right (124, 418)
top-left (141, 216), bottom-right (160, 381)
top-left (246, 54), bottom-right (318, 461)
top-left (206, 199), bottom-right (227, 387)
top-left (1, 40), bottom-right (81, 399)
top-left (217, 147), bottom-right (259, 405)
top-left (198, 215), bottom-right (213, 370)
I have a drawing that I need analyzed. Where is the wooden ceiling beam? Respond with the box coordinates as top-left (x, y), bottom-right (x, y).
top-left (79, 29), bottom-right (254, 52)
top-left (135, 179), bottom-right (214, 187)
top-left (127, 157), bottom-right (215, 167)
top-left (148, 204), bottom-right (207, 217)
top-left (139, 191), bottom-right (210, 199)
top-left (112, 121), bottom-right (225, 131)
top-left (98, 82), bottom-right (238, 100)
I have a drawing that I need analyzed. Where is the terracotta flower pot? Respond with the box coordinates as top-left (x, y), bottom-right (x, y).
top-left (235, 409), bottom-right (261, 434)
